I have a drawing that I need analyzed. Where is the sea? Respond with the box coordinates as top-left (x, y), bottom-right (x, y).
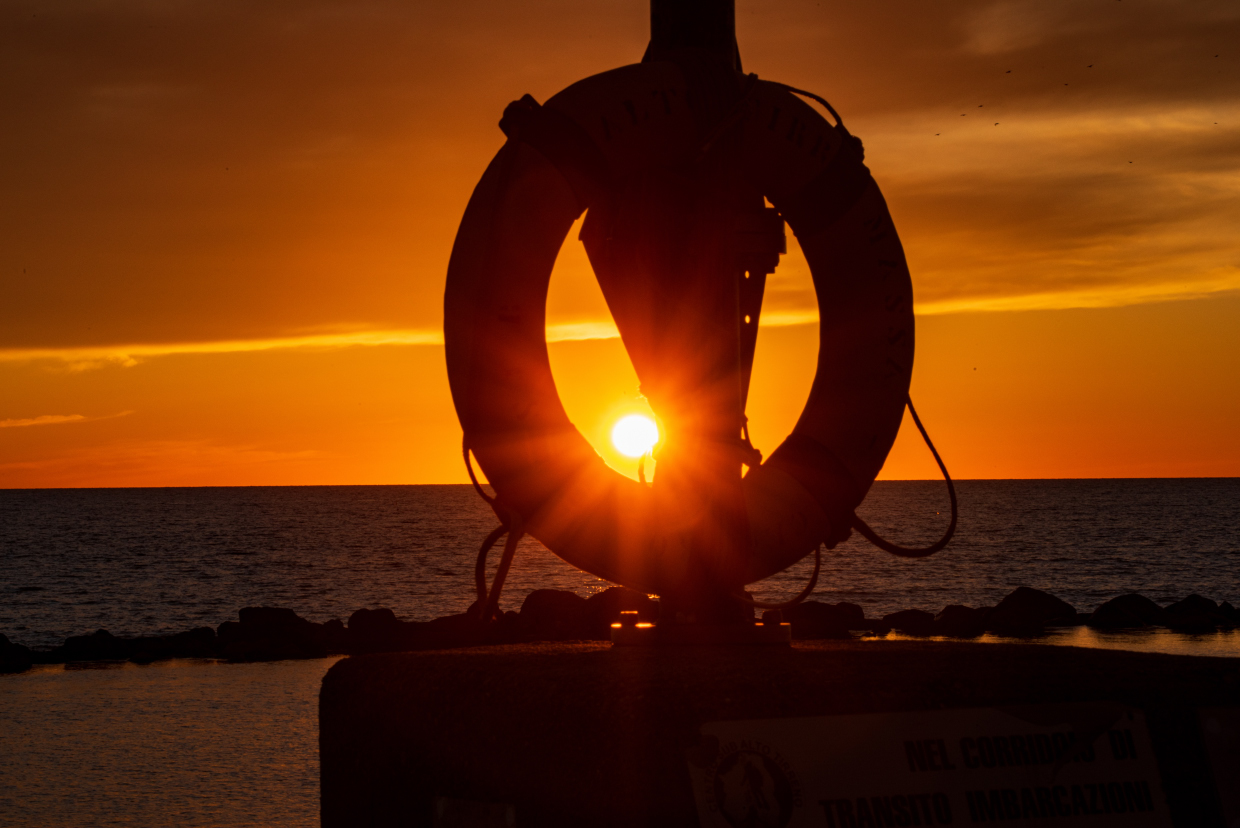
top-left (2, 479), bottom-right (1238, 826)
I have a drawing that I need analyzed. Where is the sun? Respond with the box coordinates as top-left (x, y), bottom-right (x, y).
top-left (611, 414), bottom-right (659, 458)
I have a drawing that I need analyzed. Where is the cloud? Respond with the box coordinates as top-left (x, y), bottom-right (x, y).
top-left (0, 312), bottom-right (841, 370)
top-left (755, 309), bottom-right (820, 327)
top-left (863, 101), bottom-right (1240, 312)
top-left (0, 411), bottom-right (132, 428)
top-left (0, 414), bottom-right (86, 429)
top-left (0, 330), bottom-right (445, 369)
top-left (0, 325), bottom-right (610, 368)
top-left (2, 0), bottom-right (1238, 354)
top-left (964, 1), bottom-right (1072, 55)
top-left (916, 267), bottom-right (1240, 315)
top-left (546, 321), bottom-right (618, 342)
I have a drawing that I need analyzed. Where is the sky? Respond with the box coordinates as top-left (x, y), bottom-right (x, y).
top-left (1, 0), bottom-right (1238, 487)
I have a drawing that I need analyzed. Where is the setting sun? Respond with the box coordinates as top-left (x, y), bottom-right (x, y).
top-left (611, 415), bottom-right (659, 458)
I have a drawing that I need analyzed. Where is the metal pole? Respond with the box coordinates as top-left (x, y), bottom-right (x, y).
top-left (646, 0), bottom-right (752, 625)
top-left (587, 0), bottom-right (777, 628)
top-left (646, 0), bottom-right (740, 70)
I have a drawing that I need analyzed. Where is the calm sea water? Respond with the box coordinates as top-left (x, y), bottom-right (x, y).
top-left (2, 481), bottom-right (1239, 827)
top-left (1, 657), bottom-right (335, 827)
top-left (3, 480), bottom-right (1239, 649)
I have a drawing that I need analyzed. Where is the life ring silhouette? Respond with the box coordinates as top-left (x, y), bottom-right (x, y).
top-left (445, 62), bottom-right (916, 597)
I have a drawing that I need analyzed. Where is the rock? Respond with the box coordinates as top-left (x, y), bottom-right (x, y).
top-left (348, 607), bottom-right (399, 637)
top-left (985, 588), bottom-right (1075, 635)
top-left (1165, 595), bottom-right (1232, 631)
top-left (584, 588), bottom-right (658, 639)
top-left (306, 619), bottom-right (347, 652)
top-left (168, 626), bottom-right (219, 656)
top-left (1089, 594), bottom-right (1169, 630)
top-left (785, 601), bottom-right (852, 639)
top-left (882, 609), bottom-right (935, 636)
top-left (1171, 593), bottom-right (1220, 611)
top-left (216, 619), bottom-right (243, 645)
top-left (490, 610), bottom-right (525, 644)
top-left (238, 606), bottom-right (299, 628)
top-left (520, 590), bottom-right (591, 640)
top-left (933, 605), bottom-right (986, 638)
top-left (424, 613), bottom-right (483, 648)
top-left (320, 618), bottom-right (349, 652)
top-left (130, 627), bottom-right (220, 663)
top-left (161, 627), bottom-right (219, 659)
top-left (1087, 604), bottom-right (1142, 630)
top-left (127, 639), bottom-right (166, 665)
top-left (346, 608), bottom-right (483, 654)
top-left (1111, 594), bottom-right (1169, 626)
top-left (36, 627), bottom-right (218, 666)
top-left (835, 602), bottom-right (867, 629)
top-left (57, 629), bottom-right (136, 662)
top-left (1221, 601), bottom-right (1240, 625)
top-left (218, 606), bottom-right (332, 661)
top-left (0, 633), bottom-right (34, 674)
top-left (347, 608), bottom-right (422, 654)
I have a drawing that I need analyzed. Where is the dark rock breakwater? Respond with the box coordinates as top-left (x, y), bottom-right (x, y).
top-left (2, 587), bottom-right (1237, 675)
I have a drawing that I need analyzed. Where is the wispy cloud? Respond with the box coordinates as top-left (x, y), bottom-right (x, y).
top-left (862, 101), bottom-right (1240, 313)
top-left (545, 313), bottom-right (823, 341)
top-left (0, 324), bottom-right (616, 369)
top-left (546, 321), bottom-right (618, 342)
top-left (0, 411), bottom-right (132, 429)
top-left (963, 0), bottom-right (1102, 56)
top-left (0, 330), bottom-right (445, 369)
top-left (0, 312), bottom-right (841, 370)
top-left (915, 267), bottom-right (1240, 315)
top-left (0, 414), bottom-right (87, 429)
top-left (758, 309), bottom-right (819, 327)
top-left (3, 0), bottom-right (1239, 355)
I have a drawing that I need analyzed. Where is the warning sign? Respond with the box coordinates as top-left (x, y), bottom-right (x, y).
top-left (686, 704), bottom-right (1169, 827)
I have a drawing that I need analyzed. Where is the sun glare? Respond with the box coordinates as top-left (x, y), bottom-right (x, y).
top-left (611, 415), bottom-right (659, 458)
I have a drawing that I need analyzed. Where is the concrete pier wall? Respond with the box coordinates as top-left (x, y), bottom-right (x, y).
top-left (320, 641), bottom-right (1237, 827)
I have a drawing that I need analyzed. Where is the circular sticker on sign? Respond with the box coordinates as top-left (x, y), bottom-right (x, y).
top-left (712, 746), bottom-right (798, 828)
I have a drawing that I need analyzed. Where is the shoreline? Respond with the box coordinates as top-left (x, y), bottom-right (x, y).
top-left (4, 586), bottom-right (1239, 675)
top-left (8, 627), bottom-right (1240, 680)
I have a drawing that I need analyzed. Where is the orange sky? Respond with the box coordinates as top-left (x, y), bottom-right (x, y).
top-left (2, 0), bottom-right (1238, 487)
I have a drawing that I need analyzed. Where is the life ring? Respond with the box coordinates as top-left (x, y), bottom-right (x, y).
top-left (445, 61), bottom-right (917, 598)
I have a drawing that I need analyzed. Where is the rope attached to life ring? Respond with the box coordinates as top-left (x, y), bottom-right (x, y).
top-left (769, 81), bottom-right (846, 131)
top-left (731, 397), bottom-right (956, 610)
top-left (463, 405), bottom-right (953, 616)
top-left (732, 544), bottom-right (822, 611)
top-left (464, 439), bottom-right (526, 622)
top-left (461, 80), bottom-right (955, 619)
top-left (851, 398), bottom-right (958, 558)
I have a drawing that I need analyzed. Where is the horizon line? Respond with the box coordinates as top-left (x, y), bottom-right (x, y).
top-left (3, 476), bottom-right (1236, 492)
